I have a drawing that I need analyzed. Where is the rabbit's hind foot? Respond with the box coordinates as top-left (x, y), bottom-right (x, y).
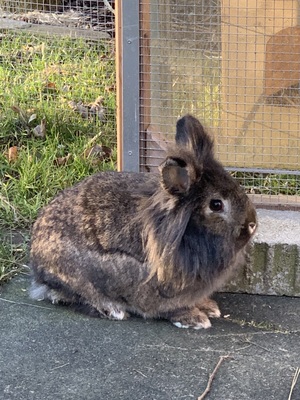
top-left (171, 307), bottom-right (212, 330)
top-left (75, 302), bottom-right (129, 321)
top-left (29, 280), bottom-right (70, 305)
top-left (30, 280), bottom-right (129, 320)
top-left (91, 302), bottom-right (129, 321)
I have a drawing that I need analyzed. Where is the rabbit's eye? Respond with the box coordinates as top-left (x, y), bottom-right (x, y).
top-left (209, 199), bottom-right (224, 212)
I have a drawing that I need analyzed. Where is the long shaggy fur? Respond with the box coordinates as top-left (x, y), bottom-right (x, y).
top-left (29, 114), bottom-right (257, 328)
top-left (141, 147), bottom-right (236, 289)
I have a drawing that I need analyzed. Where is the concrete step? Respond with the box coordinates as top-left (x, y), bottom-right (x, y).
top-left (227, 209), bottom-right (300, 297)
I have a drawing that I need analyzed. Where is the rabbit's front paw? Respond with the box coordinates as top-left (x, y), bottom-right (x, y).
top-left (170, 298), bottom-right (221, 329)
top-left (171, 308), bottom-right (212, 330)
top-left (196, 298), bottom-right (221, 318)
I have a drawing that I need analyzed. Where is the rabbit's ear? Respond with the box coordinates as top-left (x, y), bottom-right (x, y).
top-left (159, 156), bottom-right (195, 195)
top-left (175, 115), bottom-right (214, 160)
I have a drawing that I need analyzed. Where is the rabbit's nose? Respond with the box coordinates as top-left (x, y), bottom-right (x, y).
top-left (248, 222), bottom-right (257, 235)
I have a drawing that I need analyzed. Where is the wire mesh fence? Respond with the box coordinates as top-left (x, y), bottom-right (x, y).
top-left (0, 0), bottom-right (116, 166)
top-left (138, 0), bottom-right (300, 204)
top-left (0, 0), bottom-right (117, 227)
top-left (2, 0), bottom-right (300, 207)
top-left (0, 0), bottom-right (115, 34)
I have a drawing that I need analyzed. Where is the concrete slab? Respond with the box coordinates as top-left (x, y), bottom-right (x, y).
top-left (227, 209), bottom-right (300, 297)
top-left (0, 18), bottom-right (110, 40)
top-left (255, 209), bottom-right (300, 246)
top-left (0, 275), bottom-right (299, 400)
top-left (0, 18), bottom-right (29, 29)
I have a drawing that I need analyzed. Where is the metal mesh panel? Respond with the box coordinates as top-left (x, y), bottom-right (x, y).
top-left (139, 0), bottom-right (300, 205)
top-left (0, 0), bottom-right (116, 157)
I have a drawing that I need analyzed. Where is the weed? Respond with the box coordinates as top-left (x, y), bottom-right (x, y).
top-left (232, 171), bottom-right (300, 196)
top-left (227, 317), bottom-right (288, 333)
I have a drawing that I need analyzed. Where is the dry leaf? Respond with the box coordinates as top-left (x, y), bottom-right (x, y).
top-left (32, 118), bottom-right (46, 138)
top-left (11, 105), bottom-right (28, 124)
top-left (43, 82), bottom-right (57, 94)
top-left (89, 96), bottom-right (104, 107)
top-left (45, 82), bottom-right (56, 89)
top-left (54, 153), bottom-right (72, 166)
top-left (69, 97), bottom-right (106, 121)
top-left (84, 144), bottom-right (112, 163)
top-left (43, 65), bottom-right (65, 75)
top-left (68, 100), bottom-right (89, 119)
top-left (89, 97), bottom-right (106, 121)
top-left (28, 114), bottom-right (37, 123)
top-left (7, 146), bottom-right (18, 163)
top-left (23, 43), bottom-right (45, 56)
top-left (11, 105), bottom-right (22, 114)
top-left (105, 85), bottom-right (116, 93)
top-left (61, 84), bottom-right (71, 93)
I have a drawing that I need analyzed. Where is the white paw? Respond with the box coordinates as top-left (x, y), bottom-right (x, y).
top-left (172, 319), bottom-right (212, 329)
top-left (29, 281), bottom-right (48, 301)
top-left (207, 308), bottom-right (221, 318)
top-left (193, 319), bottom-right (212, 330)
top-left (48, 290), bottom-right (62, 304)
top-left (109, 309), bottom-right (127, 320)
top-left (173, 322), bottom-right (190, 329)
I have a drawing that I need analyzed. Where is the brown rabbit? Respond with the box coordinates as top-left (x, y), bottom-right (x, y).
top-left (29, 115), bottom-right (257, 329)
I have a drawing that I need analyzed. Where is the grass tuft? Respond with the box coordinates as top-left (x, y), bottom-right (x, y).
top-left (0, 231), bottom-right (29, 283)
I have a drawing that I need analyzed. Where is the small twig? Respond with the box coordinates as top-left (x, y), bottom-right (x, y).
top-left (51, 13), bottom-right (63, 24)
top-left (235, 343), bottom-right (252, 352)
top-left (84, 131), bottom-right (102, 147)
top-left (0, 195), bottom-right (19, 221)
top-left (243, 337), bottom-right (271, 353)
top-left (198, 354), bottom-right (231, 400)
top-left (0, 267), bottom-right (23, 283)
top-left (285, 97), bottom-right (298, 107)
top-left (103, 0), bottom-right (115, 14)
top-left (0, 258), bottom-right (28, 268)
top-left (288, 367), bottom-right (300, 400)
top-left (0, 297), bottom-right (53, 310)
top-left (240, 94), bottom-right (265, 136)
top-left (133, 369), bottom-right (147, 378)
top-left (50, 362), bottom-right (70, 371)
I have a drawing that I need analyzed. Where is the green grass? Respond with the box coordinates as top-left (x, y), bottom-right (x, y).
top-left (232, 172), bottom-right (300, 196)
top-left (0, 32), bottom-right (116, 281)
top-left (0, 231), bottom-right (29, 284)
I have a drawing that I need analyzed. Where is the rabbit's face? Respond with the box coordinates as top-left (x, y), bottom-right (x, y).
top-left (191, 164), bottom-right (257, 250)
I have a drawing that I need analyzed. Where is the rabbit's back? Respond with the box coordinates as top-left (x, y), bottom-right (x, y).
top-left (31, 171), bottom-right (154, 256)
top-left (30, 171), bottom-right (163, 318)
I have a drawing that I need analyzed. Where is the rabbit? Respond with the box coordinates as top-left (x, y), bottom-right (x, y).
top-left (29, 114), bottom-right (257, 329)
